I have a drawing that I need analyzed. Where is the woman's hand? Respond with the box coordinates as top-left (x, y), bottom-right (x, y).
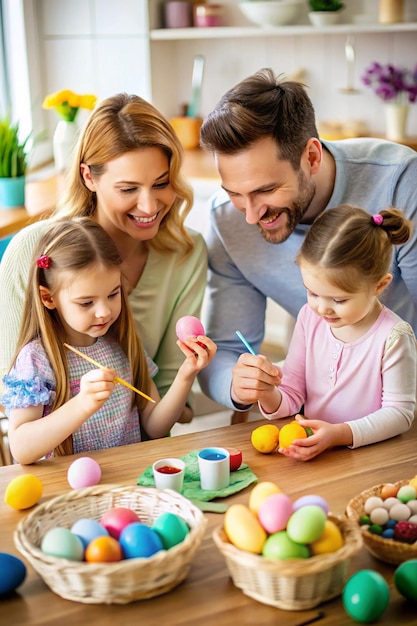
top-left (278, 415), bottom-right (353, 461)
top-left (231, 353), bottom-right (282, 408)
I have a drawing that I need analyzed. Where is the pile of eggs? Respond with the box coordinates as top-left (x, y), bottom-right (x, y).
top-left (40, 506), bottom-right (190, 563)
top-left (224, 481), bottom-right (344, 559)
top-left (360, 479), bottom-right (417, 544)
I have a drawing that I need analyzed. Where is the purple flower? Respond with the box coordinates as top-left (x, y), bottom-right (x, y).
top-left (361, 61), bottom-right (417, 104)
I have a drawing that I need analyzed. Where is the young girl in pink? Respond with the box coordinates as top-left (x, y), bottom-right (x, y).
top-left (257, 204), bottom-right (416, 460)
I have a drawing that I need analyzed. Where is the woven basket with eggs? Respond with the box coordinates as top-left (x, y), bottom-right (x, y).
top-left (346, 479), bottom-right (417, 565)
top-left (213, 513), bottom-right (362, 611)
top-left (14, 484), bottom-right (206, 604)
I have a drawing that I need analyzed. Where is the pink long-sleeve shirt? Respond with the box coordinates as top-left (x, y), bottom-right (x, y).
top-left (259, 304), bottom-right (416, 448)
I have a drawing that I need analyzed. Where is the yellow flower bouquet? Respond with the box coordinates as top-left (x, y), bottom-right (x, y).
top-left (42, 89), bottom-right (97, 122)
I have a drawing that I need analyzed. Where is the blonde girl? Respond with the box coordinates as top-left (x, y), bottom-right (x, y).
top-left (255, 205), bottom-right (416, 460)
top-left (0, 94), bottom-right (207, 426)
top-left (2, 219), bottom-right (216, 465)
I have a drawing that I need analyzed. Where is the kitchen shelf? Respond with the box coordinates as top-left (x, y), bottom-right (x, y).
top-left (150, 22), bottom-right (417, 40)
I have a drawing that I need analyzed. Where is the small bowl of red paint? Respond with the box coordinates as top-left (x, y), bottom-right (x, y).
top-left (152, 458), bottom-right (185, 493)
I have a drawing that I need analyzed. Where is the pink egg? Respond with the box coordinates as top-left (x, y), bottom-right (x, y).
top-left (258, 493), bottom-right (294, 534)
top-left (175, 316), bottom-right (205, 342)
top-left (100, 507), bottom-right (140, 539)
top-left (67, 456), bottom-right (102, 489)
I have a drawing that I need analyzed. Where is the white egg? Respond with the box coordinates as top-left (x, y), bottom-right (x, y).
top-left (364, 496), bottom-right (383, 514)
top-left (389, 502), bottom-right (411, 521)
top-left (370, 507), bottom-right (389, 526)
top-left (382, 496), bottom-right (399, 511)
top-left (406, 499), bottom-right (417, 514)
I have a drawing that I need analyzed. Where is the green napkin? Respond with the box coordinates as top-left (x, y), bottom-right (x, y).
top-left (137, 449), bottom-right (258, 501)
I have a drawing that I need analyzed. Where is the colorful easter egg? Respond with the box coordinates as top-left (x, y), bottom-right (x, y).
top-left (0, 553), bottom-right (26, 595)
top-left (67, 456), bottom-right (102, 489)
top-left (4, 474), bottom-right (43, 510)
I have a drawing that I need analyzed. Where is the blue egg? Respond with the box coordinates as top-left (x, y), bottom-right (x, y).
top-left (385, 519), bottom-right (397, 529)
top-left (382, 528), bottom-right (395, 539)
top-left (119, 522), bottom-right (163, 558)
top-left (0, 553), bottom-right (26, 595)
top-left (71, 518), bottom-right (109, 549)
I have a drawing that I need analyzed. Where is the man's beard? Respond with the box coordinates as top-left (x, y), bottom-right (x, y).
top-left (257, 171), bottom-right (316, 244)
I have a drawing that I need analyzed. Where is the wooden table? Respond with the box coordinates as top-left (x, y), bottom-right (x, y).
top-left (1, 418), bottom-right (417, 625)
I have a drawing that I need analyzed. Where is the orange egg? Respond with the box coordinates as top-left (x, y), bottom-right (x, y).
top-left (85, 535), bottom-right (123, 562)
top-left (279, 421), bottom-right (308, 449)
top-left (380, 483), bottom-right (399, 500)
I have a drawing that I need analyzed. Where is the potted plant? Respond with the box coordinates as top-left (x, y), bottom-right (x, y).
top-left (0, 116), bottom-right (30, 209)
top-left (308, 0), bottom-right (345, 26)
top-left (361, 61), bottom-right (417, 141)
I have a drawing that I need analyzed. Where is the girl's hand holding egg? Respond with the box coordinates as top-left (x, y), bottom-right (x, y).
top-left (176, 316), bottom-right (217, 372)
top-left (175, 316), bottom-right (205, 344)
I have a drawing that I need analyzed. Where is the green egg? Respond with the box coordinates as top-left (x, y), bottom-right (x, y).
top-left (394, 559), bottom-right (417, 601)
top-left (368, 524), bottom-right (383, 535)
top-left (286, 505), bottom-right (326, 544)
top-left (343, 570), bottom-right (389, 622)
top-left (359, 515), bottom-right (371, 525)
top-left (152, 512), bottom-right (189, 550)
top-left (262, 530), bottom-right (309, 560)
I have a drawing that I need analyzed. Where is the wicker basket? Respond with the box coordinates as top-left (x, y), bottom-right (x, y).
top-left (213, 514), bottom-right (362, 610)
top-left (14, 484), bottom-right (207, 604)
top-left (346, 480), bottom-right (417, 565)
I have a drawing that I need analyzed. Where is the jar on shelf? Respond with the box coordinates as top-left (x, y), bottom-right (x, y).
top-left (193, 3), bottom-right (224, 27)
top-left (378, 0), bottom-right (404, 24)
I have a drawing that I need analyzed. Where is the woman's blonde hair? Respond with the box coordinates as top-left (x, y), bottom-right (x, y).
top-left (55, 93), bottom-right (194, 256)
top-left (297, 204), bottom-right (413, 292)
top-left (11, 218), bottom-right (150, 455)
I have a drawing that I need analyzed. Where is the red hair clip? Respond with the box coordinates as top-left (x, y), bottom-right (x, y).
top-left (36, 255), bottom-right (51, 269)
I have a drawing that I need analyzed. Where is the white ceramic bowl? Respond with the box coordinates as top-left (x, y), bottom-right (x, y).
top-left (239, 1), bottom-right (302, 27)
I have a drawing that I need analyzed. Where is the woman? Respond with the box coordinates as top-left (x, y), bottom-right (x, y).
top-left (0, 94), bottom-right (207, 425)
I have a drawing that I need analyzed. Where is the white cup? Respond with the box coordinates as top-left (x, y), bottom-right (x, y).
top-left (198, 447), bottom-right (230, 491)
top-left (152, 458), bottom-right (185, 492)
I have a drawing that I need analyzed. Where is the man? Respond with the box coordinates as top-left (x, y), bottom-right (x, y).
top-left (197, 68), bottom-right (417, 413)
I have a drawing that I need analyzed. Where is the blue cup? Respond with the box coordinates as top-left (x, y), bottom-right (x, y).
top-left (198, 447), bottom-right (230, 490)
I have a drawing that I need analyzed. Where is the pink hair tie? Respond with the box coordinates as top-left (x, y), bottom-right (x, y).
top-left (36, 255), bottom-right (51, 269)
top-left (372, 214), bottom-right (383, 226)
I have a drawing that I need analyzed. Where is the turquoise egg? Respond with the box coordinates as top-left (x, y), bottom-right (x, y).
top-left (343, 570), bottom-right (389, 622)
top-left (152, 512), bottom-right (190, 549)
top-left (0, 553), bottom-right (26, 595)
top-left (394, 559), bottom-right (417, 601)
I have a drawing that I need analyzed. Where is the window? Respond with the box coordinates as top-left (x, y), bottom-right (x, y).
top-left (1, 0), bottom-right (51, 169)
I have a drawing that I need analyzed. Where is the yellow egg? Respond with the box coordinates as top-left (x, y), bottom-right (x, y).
top-left (310, 519), bottom-right (344, 556)
top-left (249, 481), bottom-right (282, 516)
top-left (4, 474), bottom-right (43, 510)
top-left (224, 504), bottom-right (267, 554)
top-left (408, 476), bottom-right (417, 490)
